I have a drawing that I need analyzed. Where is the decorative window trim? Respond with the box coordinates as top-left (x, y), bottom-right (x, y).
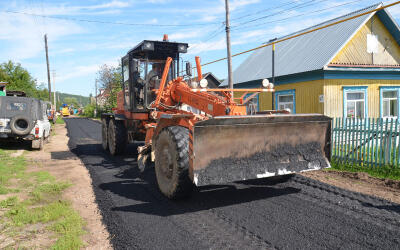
top-left (379, 86), bottom-right (400, 118)
top-left (275, 89), bottom-right (296, 113)
top-left (343, 86), bottom-right (368, 118)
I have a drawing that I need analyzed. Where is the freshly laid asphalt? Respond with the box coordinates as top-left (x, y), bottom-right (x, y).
top-left (64, 117), bottom-right (400, 250)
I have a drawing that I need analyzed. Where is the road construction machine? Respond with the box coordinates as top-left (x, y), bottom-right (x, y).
top-left (101, 35), bottom-right (332, 199)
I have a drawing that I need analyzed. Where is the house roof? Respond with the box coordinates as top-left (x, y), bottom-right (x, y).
top-left (224, 3), bottom-right (400, 86)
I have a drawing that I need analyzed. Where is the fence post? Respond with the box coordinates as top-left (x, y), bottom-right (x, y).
top-left (388, 118), bottom-right (394, 165)
top-left (374, 118), bottom-right (379, 167)
top-left (395, 119), bottom-right (399, 167)
top-left (365, 117), bottom-right (371, 167)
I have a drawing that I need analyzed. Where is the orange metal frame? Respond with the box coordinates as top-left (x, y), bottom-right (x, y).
top-left (115, 56), bottom-right (274, 145)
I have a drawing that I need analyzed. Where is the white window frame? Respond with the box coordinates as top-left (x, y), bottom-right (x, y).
top-left (343, 86), bottom-right (368, 119)
top-left (275, 89), bottom-right (295, 113)
top-left (380, 87), bottom-right (400, 119)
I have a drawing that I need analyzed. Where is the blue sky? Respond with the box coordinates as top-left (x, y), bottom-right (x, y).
top-left (1, 0), bottom-right (399, 96)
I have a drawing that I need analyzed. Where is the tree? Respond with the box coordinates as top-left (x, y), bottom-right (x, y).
top-left (0, 60), bottom-right (49, 101)
top-left (64, 97), bottom-right (79, 108)
top-left (96, 64), bottom-right (122, 112)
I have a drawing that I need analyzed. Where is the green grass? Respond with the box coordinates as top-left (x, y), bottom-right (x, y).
top-left (55, 117), bottom-right (65, 124)
top-left (0, 149), bottom-right (26, 194)
top-left (330, 159), bottom-right (400, 181)
top-left (0, 149), bottom-right (85, 249)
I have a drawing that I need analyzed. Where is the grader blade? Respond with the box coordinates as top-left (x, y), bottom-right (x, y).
top-left (190, 114), bottom-right (332, 186)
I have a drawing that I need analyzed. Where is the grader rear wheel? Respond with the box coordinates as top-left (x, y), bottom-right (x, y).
top-left (155, 126), bottom-right (194, 199)
top-left (101, 119), bottom-right (108, 151)
top-left (108, 119), bottom-right (127, 156)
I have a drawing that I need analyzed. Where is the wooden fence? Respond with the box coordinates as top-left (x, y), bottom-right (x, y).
top-left (331, 117), bottom-right (400, 167)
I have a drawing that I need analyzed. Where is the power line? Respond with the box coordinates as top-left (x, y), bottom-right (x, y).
top-left (232, 0), bottom-right (367, 32)
top-left (200, 1), bottom-right (400, 68)
top-left (188, 24), bottom-right (226, 52)
top-left (2, 10), bottom-right (221, 27)
top-left (231, 0), bottom-right (312, 21)
top-left (232, 0), bottom-right (331, 27)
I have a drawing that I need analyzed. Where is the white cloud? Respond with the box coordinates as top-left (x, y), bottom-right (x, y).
top-left (169, 31), bottom-right (203, 40)
top-left (0, 12), bottom-right (84, 60)
top-left (57, 57), bottom-right (120, 83)
top-left (18, 0), bottom-right (131, 16)
top-left (188, 38), bottom-right (227, 54)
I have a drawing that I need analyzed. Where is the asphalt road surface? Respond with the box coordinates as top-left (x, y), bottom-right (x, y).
top-left (65, 118), bottom-right (400, 250)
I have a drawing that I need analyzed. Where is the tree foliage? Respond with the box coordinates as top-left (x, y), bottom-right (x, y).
top-left (96, 64), bottom-right (122, 112)
top-left (0, 60), bottom-right (49, 101)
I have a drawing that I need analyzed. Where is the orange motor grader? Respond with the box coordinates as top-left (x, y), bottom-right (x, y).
top-left (101, 37), bottom-right (332, 199)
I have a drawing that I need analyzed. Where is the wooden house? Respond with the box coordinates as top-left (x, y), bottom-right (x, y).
top-left (228, 3), bottom-right (400, 119)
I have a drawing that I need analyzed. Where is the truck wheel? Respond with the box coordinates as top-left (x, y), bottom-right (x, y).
top-left (155, 126), bottom-right (194, 199)
top-left (101, 119), bottom-right (108, 151)
top-left (10, 115), bottom-right (34, 136)
top-left (108, 119), bottom-right (127, 155)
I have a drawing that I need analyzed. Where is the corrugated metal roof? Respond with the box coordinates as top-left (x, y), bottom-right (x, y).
top-left (224, 3), bottom-right (382, 85)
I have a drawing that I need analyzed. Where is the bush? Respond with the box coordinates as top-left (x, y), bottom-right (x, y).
top-left (82, 104), bottom-right (104, 118)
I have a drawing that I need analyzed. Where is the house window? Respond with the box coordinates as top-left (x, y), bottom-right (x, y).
top-left (380, 87), bottom-right (400, 119)
top-left (244, 94), bottom-right (259, 114)
top-left (275, 89), bottom-right (295, 113)
top-left (343, 87), bottom-right (368, 119)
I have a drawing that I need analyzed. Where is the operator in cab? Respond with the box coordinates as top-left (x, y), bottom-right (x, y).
top-left (146, 63), bottom-right (162, 103)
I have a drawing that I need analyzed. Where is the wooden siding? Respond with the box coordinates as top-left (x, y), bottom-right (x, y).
top-left (323, 79), bottom-right (400, 118)
top-left (331, 14), bottom-right (400, 65)
top-left (259, 80), bottom-right (324, 113)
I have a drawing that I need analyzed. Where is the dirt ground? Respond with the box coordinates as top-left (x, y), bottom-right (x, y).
top-left (26, 123), bottom-right (112, 249)
top-left (302, 170), bottom-right (400, 204)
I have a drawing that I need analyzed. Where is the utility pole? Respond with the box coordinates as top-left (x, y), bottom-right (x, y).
top-left (44, 34), bottom-right (52, 101)
top-left (94, 80), bottom-right (98, 117)
top-left (272, 44), bottom-right (275, 110)
top-left (52, 70), bottom-right (56, 108)
top-left (224, 0), bottom-right (233, 95)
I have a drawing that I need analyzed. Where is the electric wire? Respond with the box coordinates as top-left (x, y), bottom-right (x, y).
top-left (1, 10), bottom-right (221, 27)
top-left (230, 0), bottom-right (302, 21)
top-left (232, 0), bottom-right (369, 32)
top-left (232, 0), bottom-right (332, 28)
top-left (199, 1), bottom-right (400, 68)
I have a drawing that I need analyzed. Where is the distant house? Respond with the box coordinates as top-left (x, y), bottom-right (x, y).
top-left (228, 3), bottom-right (400, 119)
top-left (193, 72), bottom-right (222, 88)
top-left (96, 89), bottom-right (109, 107)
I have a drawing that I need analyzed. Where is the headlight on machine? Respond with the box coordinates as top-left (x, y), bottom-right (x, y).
top-left (199, 78), bottom-right (208, 88)
top-left (178, 44), bottom-right (188, 53)
top-left (142, 41), bottom-right (154, 50)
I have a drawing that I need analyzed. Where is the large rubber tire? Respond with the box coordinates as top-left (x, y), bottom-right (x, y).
top-left (108, 119), bottom-right (127, 156)
top-left (101, 119), bottom-right (108, 151)
top-left (10, 115), bottom-right (34, 136)
top-left (154, 126), bottom-right (194, 199)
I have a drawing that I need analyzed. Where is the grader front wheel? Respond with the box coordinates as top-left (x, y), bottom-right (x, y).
top-left (155, 126), bottom-right (194, 199)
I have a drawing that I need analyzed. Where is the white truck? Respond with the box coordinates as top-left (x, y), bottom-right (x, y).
top-left (0, 96), bottom-right (51, 150)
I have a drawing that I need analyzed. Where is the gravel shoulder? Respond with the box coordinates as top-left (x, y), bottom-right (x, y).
top-left (302, 169), bottom-right (400, 204)
top-left (27, 123), bottom-right (112, 249)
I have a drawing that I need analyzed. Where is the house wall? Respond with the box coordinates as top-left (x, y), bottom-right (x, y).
top-left (324, 79), bottom-right (400, 118)
top-left (331, 15), bottom-right (400, 65)
top-left (258, 79), bottom-right (324, 113)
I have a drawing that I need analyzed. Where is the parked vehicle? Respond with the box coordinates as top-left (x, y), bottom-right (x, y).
top-left (0, 96), bottom-right (51, 150)
top-left (62, 105), bottom-right (70, 117)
